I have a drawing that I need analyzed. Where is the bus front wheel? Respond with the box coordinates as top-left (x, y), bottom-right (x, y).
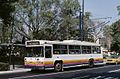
top-left (54, 62), bottom-right (63, 72)
top-left (89, 59), bottom-right (94, 67)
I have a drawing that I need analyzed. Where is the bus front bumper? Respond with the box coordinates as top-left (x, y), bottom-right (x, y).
top-left (24, 65), bottom-right (45, 70)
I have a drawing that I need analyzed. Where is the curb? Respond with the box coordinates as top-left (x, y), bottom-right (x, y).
top-left (0, 69), bottom-right (31, 75)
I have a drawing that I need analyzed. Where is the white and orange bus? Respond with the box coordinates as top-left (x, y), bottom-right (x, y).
top-left (24, 40), bottom-right (103, 71)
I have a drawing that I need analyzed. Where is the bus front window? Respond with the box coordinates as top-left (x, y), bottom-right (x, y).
top-left (26, 47), bottom-right (44, 57)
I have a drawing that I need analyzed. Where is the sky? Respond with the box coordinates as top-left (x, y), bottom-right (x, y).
top-left (79, 0), bottom-right (120, 25)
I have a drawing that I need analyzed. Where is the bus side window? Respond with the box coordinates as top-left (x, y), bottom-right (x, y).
top-left (45, 46), bottom-right (52, 58)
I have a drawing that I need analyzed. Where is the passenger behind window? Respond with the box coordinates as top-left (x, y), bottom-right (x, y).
top-left (54, 51), bottom-right (59, 54)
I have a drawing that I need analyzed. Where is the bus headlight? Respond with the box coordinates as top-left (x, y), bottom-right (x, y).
top-left (24, 58), bottom-right (26, 61)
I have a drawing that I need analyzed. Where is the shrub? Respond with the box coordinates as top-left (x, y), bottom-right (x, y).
top-left (0, 62), bottom-right (9, 71)
top-left (11, 56), bottom-right (24, 65)
top-left (0, 56), bottom-right (9, 63)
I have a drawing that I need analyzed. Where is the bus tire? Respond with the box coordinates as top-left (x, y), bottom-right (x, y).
top-left (54, 62), bottom-right (63, 72)
top-left (89, 59), bottom-right (94, 67)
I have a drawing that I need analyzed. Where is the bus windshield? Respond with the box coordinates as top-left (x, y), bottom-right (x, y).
top-left (26, 47), bottom-right (44, 57)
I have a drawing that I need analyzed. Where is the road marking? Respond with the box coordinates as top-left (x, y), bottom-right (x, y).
top-left (9, 65), bottom-right (120, 79)
top-left (104, 77), bottom-right (119, 79)
top-left (108, 69), bottom-right (120, 73)
top-left (89, 76), bottom-right (105, 79)
top-left (90, 76), bottom-right (118, 79)
top-left (72, 75), bottom-right (90, 79)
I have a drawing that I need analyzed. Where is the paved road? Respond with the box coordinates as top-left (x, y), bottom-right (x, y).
top-left (1, 64), bottom-right (120, 79)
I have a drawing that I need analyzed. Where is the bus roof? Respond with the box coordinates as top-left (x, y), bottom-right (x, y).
top-left (25, 40), bottom-right (101, 47)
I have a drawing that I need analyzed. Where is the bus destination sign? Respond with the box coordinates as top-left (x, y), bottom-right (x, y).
top-left (27, 41), bottom-right (40, 45)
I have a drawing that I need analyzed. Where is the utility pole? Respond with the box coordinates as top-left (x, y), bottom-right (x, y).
top-left (79, 0), bottom-right (84, 41)
top-left (79, 8), bottom-right (82, 41)
top-left (9, 15), bottom-right (15, 70)
top-left (82, 0), bottom-right (84, 41)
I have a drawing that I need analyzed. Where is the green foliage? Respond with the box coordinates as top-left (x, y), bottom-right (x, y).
top-left (0, 0), bottom-right (17, 25)
top-left (111, 43), bottom-right (120, 52)
top-left (0, 62), bottom-right (9, 71)
top-left (0, 4), bottom-right (12, 24)
top-left (0, 56), bottom-right (9, 63)
top-left (0, 0), bottom-right (18, 43)
top-left (11, 56), bottom-right (24, 65)
top-left (14, 0), bottom-right (81, 40)
top-left (109, 20), bottom-right (120, 52)
top-left (84, 12), bottom-right (92, 19)
top-left (111, 20), bottom-right (120, 42)
top-left (0, 0), bottom-right (18, 3)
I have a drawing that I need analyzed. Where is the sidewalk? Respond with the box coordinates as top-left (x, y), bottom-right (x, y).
top-left (0, 65), bottom-right (31, 75)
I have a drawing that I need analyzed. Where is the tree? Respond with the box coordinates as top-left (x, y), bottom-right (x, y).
top-left (0, 0), bottom-right (18, 43)
top-left (103, 25), bottom-right (112, 49)
top-left (83, 12), bottom-right (94, 41)
top-left (14, 0), bottom-right (80, 40)
top-left (106, 5), bottom-right (120, 52)
top-left (82, 12), bottom-right (106, 42)
top-left (110, 20), bottom-right (120, 52)
top-left (55, 0), bottom-right (80, 40)
top-left (117, 5), bottom-right (120, 15)
top-left (111, 43), bottom-right (120, 52)
top-left (111, 20), bottom-right (120, 43)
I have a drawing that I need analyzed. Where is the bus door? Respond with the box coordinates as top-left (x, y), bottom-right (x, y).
top-left (45, 46), bottom-right (52, 58)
